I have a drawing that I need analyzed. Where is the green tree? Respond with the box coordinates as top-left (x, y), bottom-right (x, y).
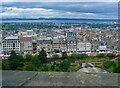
top-left (51, 65), bottom-right (55, 71)
top-left (60, 59), bottom-right (70, 72)
top-left (30, 55), bottom-right (41, 67)
top-left (2, 60), bottom-right (11, 70)
top-left (38, 49), bottom-right (47, 64)
top-left (16, 55), bottom-right (24, 70)
top-left (62, 52), bottom-right (67, 59)
top-left (7, 51), bottom-right (24, 70)
top-left (8, 50), bottom-right (17, 60)
top-left (25, 54), bottom-right (33, 61)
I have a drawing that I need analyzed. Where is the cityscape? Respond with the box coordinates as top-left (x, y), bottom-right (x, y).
top-left (0, 1), bottom-right (120, 87)
top-left (1, 23), bottom-right (119, 55)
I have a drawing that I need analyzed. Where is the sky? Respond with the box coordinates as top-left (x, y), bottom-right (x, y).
top-left (1, 2), bottom-right (118, 19)
top-left (1, 0), bottom-right (119, 2)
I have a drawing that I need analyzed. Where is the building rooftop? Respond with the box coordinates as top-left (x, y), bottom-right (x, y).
top-left (66, 37), bottom-right (76, 41)
top-left (5, 36), bottom-right (19, 40)
top-left (53, 38), bottom-right (59, 43)
top-left (26, 30), bottom-right (33, 32)
top-left (38, 37), bottom-right (52, 40)
top-left (20, 37), bottom-right (32, 41)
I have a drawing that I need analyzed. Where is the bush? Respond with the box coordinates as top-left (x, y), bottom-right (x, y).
top-left (51, 65), bottom-right (55, 71)
top-left (97, 53), bottom-right (106, 58)
top-left (38, 49), bottom-right (47, 64)
top-left (77, 54), bottom-right (89, 59)
top-left (106, 53), bottom-right (116, 58)
top-left (60, 59), bottom-right (71, 72)
top-left (23, 64), bottom-right (37, 71)
top-left (52, 54), bottom-right (59, 59)
top-left (70, 53), bottom-right (88, 59)
top-left (62, 52), bottom-right (67, 59)
top-left (25, 54), bottom-right (33, 61)
top-left (70, 54), bottom-right (78, 59)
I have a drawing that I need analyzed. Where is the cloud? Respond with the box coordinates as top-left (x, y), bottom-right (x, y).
top-left (1, 2), bottom-right (118, 19)
top-left (1, 7), bottom-right (56, 18)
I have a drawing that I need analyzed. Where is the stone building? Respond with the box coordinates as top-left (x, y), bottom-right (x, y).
top-left (52, 38), bottom-right (61, 53)
top-left (20, 36), bottom-right (33, 54)
top-left (37, 37), bottom-right (52, 52)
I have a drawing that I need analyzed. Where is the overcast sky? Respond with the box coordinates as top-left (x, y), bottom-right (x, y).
top-left (1, 2), bottom-right (118, 19)
top-left (1, 0), bottom-right (119, 2)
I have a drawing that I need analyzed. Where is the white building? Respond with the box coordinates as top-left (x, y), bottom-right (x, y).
top-left (26, 30), bottom-right (37, 37)
top-left (77, 42), bottom-right (91, 52)
top-left (99, 45), bottom-right (107, 53)
top-left (66, 37), bottom-right (77, 52)
top-left (2, 36), bottom-right (20, 54)
top-left (0, 30), bottom-right (2, 54)
top-left (18, 30), bottom-right (37, 38)
top-left (0, 30), bottom-right (2, 43)
top-left (18, 31), bottom-right (27, 36)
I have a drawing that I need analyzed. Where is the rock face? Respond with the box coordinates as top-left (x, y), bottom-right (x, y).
top-left (2, 71), bottom-right (119, 87)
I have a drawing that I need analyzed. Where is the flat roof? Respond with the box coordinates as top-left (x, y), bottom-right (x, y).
top-left (5, 36), bottom-right (19, 40)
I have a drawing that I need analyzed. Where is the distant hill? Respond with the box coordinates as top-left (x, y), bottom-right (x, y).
top-left (2, 18), bottom-right (117, 23)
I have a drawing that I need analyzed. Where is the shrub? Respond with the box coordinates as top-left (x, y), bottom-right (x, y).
top-left (97, 53), bottom-right (106, 58)
top-left (70, 53), bottom-right (88, 59)
top-left (62, 52), bottom-right (67, 59)
top-left (59, 59), bottom-right (70, 72)
top-left (52, 54), bottom-right (59, 59)
top-left (106, 53), bottom-right (116, 58)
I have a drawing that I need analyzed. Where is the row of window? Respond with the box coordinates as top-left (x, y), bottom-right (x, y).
top-left (3, 41), bottom-right (19, 43)
top-left (3, 49), bottom-right (20, 51)
top-left (2, 45), bottom-right (20, 47)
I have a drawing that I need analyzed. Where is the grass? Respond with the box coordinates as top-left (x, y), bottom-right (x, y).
top-left (93, 62), bottom-right (103, 67)
top-left (103, 61), bottom-right (118, 72)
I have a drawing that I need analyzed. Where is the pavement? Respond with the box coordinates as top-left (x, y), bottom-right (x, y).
top-left (79, 63), bottom-right (108, 73)
top-left (2, 71), bottom-right (37, 86)
top-left (77, 67), bottom-right (108, 73)
top-left (2, 71), bottom-right (119, 87)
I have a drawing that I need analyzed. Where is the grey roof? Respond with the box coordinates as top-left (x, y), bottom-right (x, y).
top-left (59, 38), bottom-right (66, 44)
top-left (37, 39), bottom-right (52, 44)
top-left (53, 38), bottom-right (59, 43)
top-left (5, 36), bottom-right (19, 40)
top-left (66, 37), bottom-right (77, 41)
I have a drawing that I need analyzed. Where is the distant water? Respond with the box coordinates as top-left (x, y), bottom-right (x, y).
top-left (2, 19), bottom-right (117, 23)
